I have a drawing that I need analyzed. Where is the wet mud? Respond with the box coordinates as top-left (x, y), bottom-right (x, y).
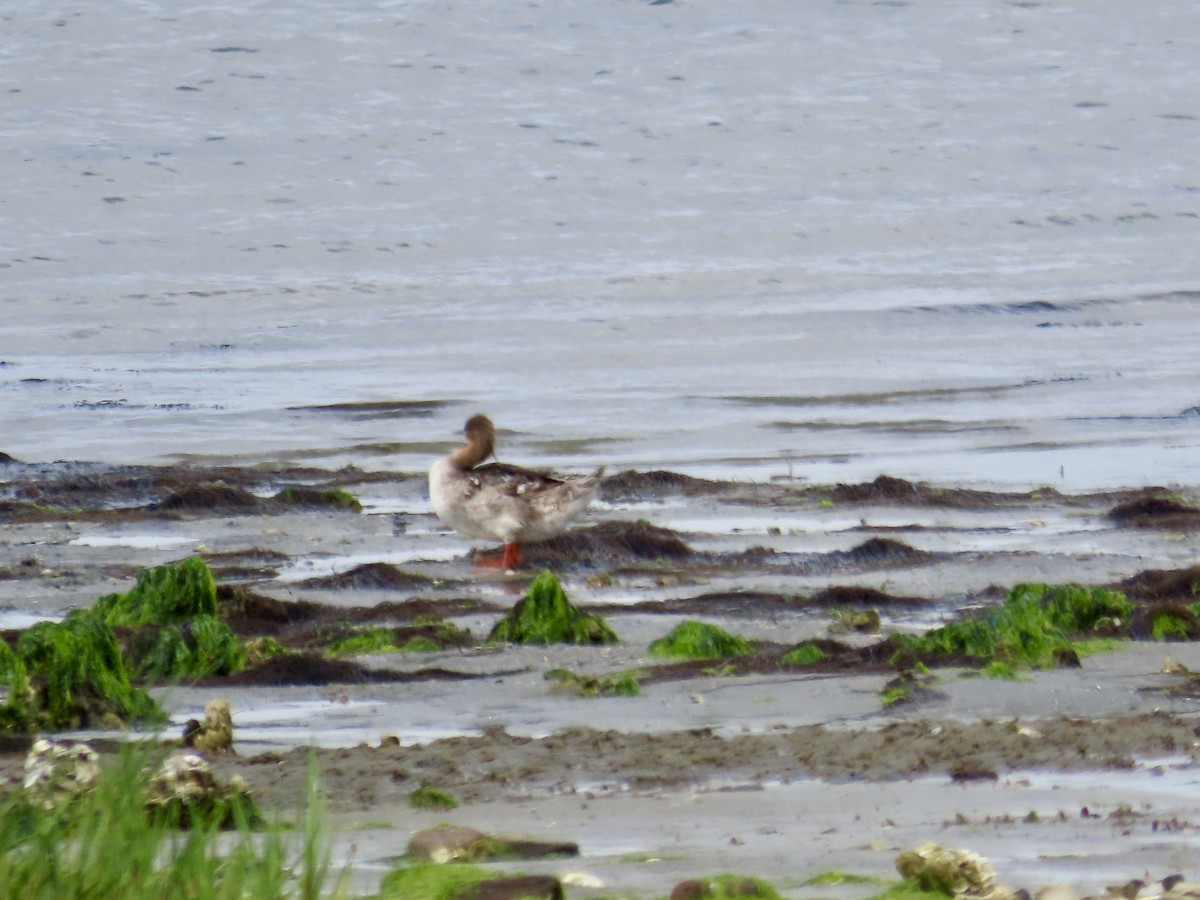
top-left (3, 458), bottom-right (1200, 896)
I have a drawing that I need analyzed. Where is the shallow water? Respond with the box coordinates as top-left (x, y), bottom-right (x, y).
top-left (2, 0), bottom-right (1198, 491)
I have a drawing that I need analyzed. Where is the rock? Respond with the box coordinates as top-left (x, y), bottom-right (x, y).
top-left (1164, 882), bottom-right (1200, 900)
top-left (897, 843), bottom-right (998, 897)
top-left (1106, 880), bottom-right (1146, 900)
top-left (406, 825), bottom-right (579, 864)
top-left (144, 752), bottom-right (257, 828)
top-left (1035, 886), bottom-right (1081, 900)
top-left (669, 877), bottom-right (776, 899)
top-left (671, 882), bottom-right (709, 900)
top-left (22, 739), bottom-right (100, 809)
top-left (407, 825), bottom-right (490, 863)
top-left (561, 872), bottom-right (604, 889)
top-left (183, 698), bottom-right (235, 753)
top-left (458, 875), bottom-right (563, 900)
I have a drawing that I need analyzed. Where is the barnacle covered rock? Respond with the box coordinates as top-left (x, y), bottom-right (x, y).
top-left (181, 697), bottom-right (235, 754)
top-left (22, 738), bottom-right (100, 809)
top-left (144, 752), bottom-right (257, 828)
top-left (896, 843), bottom-right (1011, 898)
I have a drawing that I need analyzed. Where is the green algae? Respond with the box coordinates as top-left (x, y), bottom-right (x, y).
top-left (327, 627), bottom-right (400, 657)
top-left (378, 862), bottom-right (495, 900)
top-left (891, 582), bottom-right (1131, 670)
top-left (830, 608), bottom-right (882, 634)
top-left (804, 870), bottom-right (890, 887)
top-left (244, 635), bottom-right (289, 666)
top-left (880, 680), bottom-right (912, 707)
top-left (91, 557), bottom-right (247, 681)
top-left (1, 557), bottom-right (256, 731)
top-left (545, 667), bottom-right (641, 697)
top-left (409, 787), bottom-right (458, 810)
top-left (648, 621), bottom-right (753, 660)
top-left (327, 624), bottom-right (465, 658)
top-left (867, 880), bottom-right (953, 900)
top-left (130, 615), bottom-right (248, 681)
top-left (400, 636), bottom-right (441, 653)
top-left (487, 570), bottom-right (618, 645)
top-left (979, 660), bottom-right (1024, 681)
top-left (274, 486), bottom-right (363, 512)
top-left (780, 642), bottom-right (827, 666)
top-left (1151, 609), bottom-right (1192, 641)
top-left (1, 612), bottom-right (162, 731)
top-left (93, 555), bottom-right (218, 626)
top-left (662, 874), bottom-right (783, 899)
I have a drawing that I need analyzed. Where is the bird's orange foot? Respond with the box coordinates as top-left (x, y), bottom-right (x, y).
top-left (471, 543), bottom-right (522, 572)
top-left (501, 542), bottom-right (522, 569)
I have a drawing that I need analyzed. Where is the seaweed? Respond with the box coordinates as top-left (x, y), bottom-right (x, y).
top-left (91, 557), bottom-right (247, 682)
top-left (648, 621), bottom-right (754, 660)
top-left (487, 570), bottom-right (617, 645)
top-left (544, 667), bottom-right (641, 697)
top-left (378, 863), bottom-right (500, 900)
top-left (274, 486), bottom-right (363, 512)
top-left (780, 642), bottom-right (828, 666)
top-left (1150, 608), bottom-right (1196, 641)
top-left (3, 613), bottom-right (162, 731)
top-left (327, 621), bottom-right (472, 657)
top-left (244, 635), bottom-right (289, 666)
top-left (891, 583), bottom-right (1131, 670)
top-left (129, 615), bottom-right (249, 681)
top-left (93, 556), bottom-right (218, 626)
top-left (327, 627), bottom-right (401, 657)
top-left (408, 786), bottom-right (457, 810)
top-left (668, 874), bottom-right (783, 899)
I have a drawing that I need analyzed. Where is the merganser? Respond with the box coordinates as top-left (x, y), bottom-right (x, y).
top-left (429, 414), bottom-right (604, 569)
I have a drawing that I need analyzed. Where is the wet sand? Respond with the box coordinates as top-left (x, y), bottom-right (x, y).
top-left (2, 458), bottom-right (1200, 897)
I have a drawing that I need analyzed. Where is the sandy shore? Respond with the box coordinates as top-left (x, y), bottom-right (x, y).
top-left (2, 458), bottom-right (1199, 898)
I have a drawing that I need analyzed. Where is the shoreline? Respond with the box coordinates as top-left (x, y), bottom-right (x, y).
top-left (2, 458), bottom-right (1199, 897)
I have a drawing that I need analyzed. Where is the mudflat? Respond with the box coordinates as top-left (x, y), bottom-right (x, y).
top-left (2, 458), bottom-right (1199, 898)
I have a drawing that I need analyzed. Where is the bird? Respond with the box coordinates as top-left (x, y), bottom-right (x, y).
top-left (428, 414), bottom-right (604, 570)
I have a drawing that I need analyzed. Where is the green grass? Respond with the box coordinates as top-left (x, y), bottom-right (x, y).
top-left (648, 621), bottom-right (753, 660)
top-left (487, 570), bottom-right (618, 645)
top-left (0, 745), bottom-right (345, 900)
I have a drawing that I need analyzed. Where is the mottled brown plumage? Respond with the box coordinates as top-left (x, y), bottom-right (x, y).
top-left (429, 414), bottom-right (604, 569)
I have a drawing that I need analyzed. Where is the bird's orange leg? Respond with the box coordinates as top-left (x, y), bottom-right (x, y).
top-left (501, 542), bottom-right (522, 569)
top-left (471, 542), bottom-right (522, 571)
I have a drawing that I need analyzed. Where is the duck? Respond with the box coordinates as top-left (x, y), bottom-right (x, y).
top-left (429, 414), bottom-right (605, 570)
